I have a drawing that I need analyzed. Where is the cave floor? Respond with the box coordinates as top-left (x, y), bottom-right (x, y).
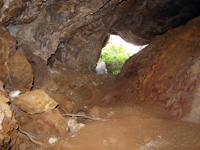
top-left (51, 104), bottom-right (200, 150)
top-left (15, 69), bottom-right (200, 150)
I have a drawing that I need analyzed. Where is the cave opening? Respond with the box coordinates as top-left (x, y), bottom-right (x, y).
top-left (95, 35), bottom-right (145, 74)
top-left (0, 0), bottom-right (200, 149)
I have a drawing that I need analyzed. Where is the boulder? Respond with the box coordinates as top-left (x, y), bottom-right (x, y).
top-left (0, 26), bottom-right (33, 93)
top-left (110, 0), bottom-right (200, 45)
top-left (118, 16), bottom-right (200, 121)
top-left (96, 61), bottom-right (107, 74)
top-left (0, 81), bottom-right (17, 149)
top-left (12, 90), bottom-right (58, 115)
top-left (16, 109), bottom-right (68, 149)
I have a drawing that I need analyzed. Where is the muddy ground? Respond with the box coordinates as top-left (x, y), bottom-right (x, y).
top-left (11, 69), bottom-right (200, 150)
top-left (15, 102), bottom-right (200, 150)
top-left (64, 104), bottom-right (200, 150)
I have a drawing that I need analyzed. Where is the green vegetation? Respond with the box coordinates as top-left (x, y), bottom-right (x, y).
top-left (98, 44), bottom-right (132, 74)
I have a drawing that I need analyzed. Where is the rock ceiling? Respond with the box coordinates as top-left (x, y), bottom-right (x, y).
top-left (0, 0), bottom-right (200, 149)
top-left (0, 0), bottom-right (200, 74)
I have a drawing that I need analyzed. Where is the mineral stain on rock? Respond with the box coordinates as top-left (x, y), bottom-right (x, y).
top-left (12, 90), bottom-right (58, 114)
top-left (0, 0), bottom-right (200, 149)
top-left (0, 26), bottom-right (33, 93)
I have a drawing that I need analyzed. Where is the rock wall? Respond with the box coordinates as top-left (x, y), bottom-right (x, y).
top-left (117, 16), bottom-right (200, 122)
top-left (0, 0), bottom-right (199, 119)
top-left (0, 26), bottom-right (33, 92)
top-left (0, 1), bottom-right (200, 149)
top-left (0, 80), bottom-right (17, 149)
top-left (4, 0), bottom-right (135, 75)
top-left (0, 0), bottom-right (199, 80)
top-left (110, 0), bottom-right (200, 45)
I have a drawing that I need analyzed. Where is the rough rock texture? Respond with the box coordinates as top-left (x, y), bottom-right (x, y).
top-left (0, 0), bottom-right (200, 149)
top-left (0, 26), bottom-right (33, 93)
top-left (0, 0), bottom-right (45, 25)
top-left (0, 0), bottom-right (199, 119)
top-left (0, 81), bottom-right (17, 149)
top-left (14, 0), bottom-right (134, 74)
top-left (15, 109), bottom-right (68, 149)
top-left (39, 67), bottom-right (117, 115)
top-left (110, 0), bottom-right (200, 45)
top-left (12, 90), bottom-right (58, 114)
top-left (1, 0), bottom-right (199, 79)
top-left (0, 80), bottom-right (7, 97)
top-left (115, 17), bottom-right (200, 121)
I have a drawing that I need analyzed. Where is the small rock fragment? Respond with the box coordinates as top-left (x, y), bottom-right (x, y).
top-left (96, 61), bottom-right (107, 74)
top-left (9, 90), bottom-right (21, 99)
top-left (89, 106), bottom-right (101, 118)
top-left (67, 118), bottom-right (85, 133)
top-left (49, 137), bottom-right (58, 144)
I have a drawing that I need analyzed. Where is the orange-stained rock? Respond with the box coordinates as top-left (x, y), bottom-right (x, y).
top-left (41, 80), bottom-right (59, 92)
top-left (17, 109), bottom-right (68, 148)
top-left (31, 109), bottom-right (68, 137)
top-left (12, 90), bottom-right (58, 115)
top-left (5, 0), bottom-right (198, 77)
top-left (0, 80), bottom-right (3, 87)
top-left (0, 81), bottom-right (17, 149)
top-left (89, 106), bottom-right (102, 119)
top-left (0, 80), bottom-right (7, 97)
top-left (0, 0), bottom-right (26, 25)
top-left (0, 0), bottom-right (44, 25)
top-left (0, 26), bottom-right (33, 93)
top-left (114, 16), bottom-right (200, 122)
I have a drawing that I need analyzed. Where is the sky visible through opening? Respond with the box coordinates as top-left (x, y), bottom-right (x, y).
top-left (108, 35), bottom-right (142, 56)
top-left (96, 35), bottom-right (147, 74)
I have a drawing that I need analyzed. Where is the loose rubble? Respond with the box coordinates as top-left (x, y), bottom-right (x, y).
top-left (67, 118), bottom-right (85, 134)
top-left (0, 80), bottom-right (17, 149)
top-left (0, 0), bottom-right (199, 149)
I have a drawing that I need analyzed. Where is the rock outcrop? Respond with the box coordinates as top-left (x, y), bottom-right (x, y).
top-left (12, 90), bottom-right (58, 114)
top-left (0, 0), bottom-right (200, 149)
top-left (14, 109), bottom-right (69, 149)
top-left (0, 80), bottom-right (17, 149)
top-left (117, 16), bottom-right (200, 122)
top-left (110, 0), bottom-right (200, 45)
top-left (1, 0), bottom-right (199, 76)
top-left (0, 26), bottom-right (33, 93)
top-left (0, 0), bottom-right (199, 121)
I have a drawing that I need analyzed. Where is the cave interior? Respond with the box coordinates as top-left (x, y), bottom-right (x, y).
top-left (0, 0), bottom-right (200, 149)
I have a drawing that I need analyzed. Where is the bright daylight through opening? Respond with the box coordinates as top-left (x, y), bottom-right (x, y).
top-left (95, 35), bottom-right (147, 74)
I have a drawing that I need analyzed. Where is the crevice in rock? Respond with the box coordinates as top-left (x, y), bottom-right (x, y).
top-left (85, 0), bottom-right (112, 17)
